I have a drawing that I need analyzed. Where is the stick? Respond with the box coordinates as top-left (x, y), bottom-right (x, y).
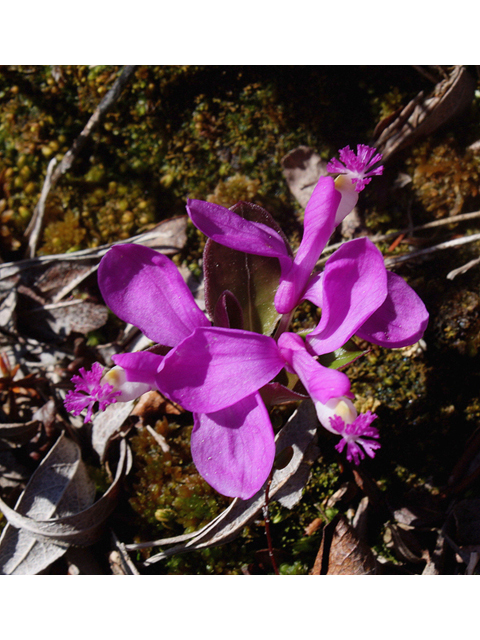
top-left (384, 232), bottom-right (480, 267)
top-left (263, 473), bottom-right (280, 575)
top-left (24, 157), bottom-right (57, 259)
top-left (24, 65), bottom-right (139, 259)
top-left (321, 209), bottom-right (480, 259)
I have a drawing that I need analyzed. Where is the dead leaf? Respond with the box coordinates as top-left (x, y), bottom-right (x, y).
top-left (91, 400), bottom-right (135, 462)
top-left (384, 522), bottom-right (427, 564)
top-left (0, 420), bottom-right (41, 443)
top-left (0, 437), bottom-right (131, 574)
top-left (0, 433), bottom-right (95, 574)
top-left (374, 66), bottom-right (476, 163)
top-left (281, 146), bottom-right (328, 209)
top-left (311, 514), bottom-right (378, 575)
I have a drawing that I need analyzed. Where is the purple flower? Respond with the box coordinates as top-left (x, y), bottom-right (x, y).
top-left (64, 143), bottom-right (430, 500)
top-left (316, 398), bottom-right (380, 465)
top-left (187, 145), bottom-right (428, 349)
top-left (64, 362), bottom-right (122, 423)
top-left (327, 144), bottom-right (384, 192)
top-left (277, 331), bottom-right (380, 464)
top-left (303, 236), bottom-right (429, 355)
top-left (187, 145), bottom-right (385, 315)
top-left (68, 244), bottom-right (287, 499)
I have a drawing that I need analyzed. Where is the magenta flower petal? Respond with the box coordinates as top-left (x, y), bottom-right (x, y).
top-left (98, 244), bottom-right (210, 347)
top-left (155, 327), bottom-right (285, 413)
top-left (307, 237), bottom-right (388, 355)
top-left (112, 351), bottom-right (164, 387)
top-left (64, 363), bottom-right (121, 423)
top-left (327, 144), bottom-right (383, 192)
top-left (278, 332), bottom-right (351, 404)
top-left (355, 270), bottom-right (429, 347)
top-left (191, 392), bottom-right (275, 499)
top-left (330, 411), bottom-right (380, 465)
top-left (186, 199), bottom-right (291, 265)
top-left (274, 177), bottom-right (341, 314)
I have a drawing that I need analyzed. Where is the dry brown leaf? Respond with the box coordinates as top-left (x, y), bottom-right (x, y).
top-left (374, 66), bottom-right (476, 163)
top-left (0, 433), bottom-right (95, 574)
top-left (311, 514), bottom-right (377, 575)
top-left (0, 437), bottom-right (131, 574)
top-left (281, 146), bottom-right (328, 209)
top-left (91, 400), bottom-right (135, 462)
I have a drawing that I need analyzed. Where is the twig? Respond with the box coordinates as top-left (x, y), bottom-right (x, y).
top-left (315, 210), bottom-right (480, 272)
top-left (446, 256), bottom-right (480, 280)
top-left (384, 232), bottom-right (480, 268)
top-left (50, 65), bottom-right (138, 185)
top-left (263, 472), bottom-right (279, 575)
top-left (321, 209), bottom-right (480, 260)
top-left (24, 65), bottom-right (139, 260)
top-left (145, 425), bottom-right (170, 453)
top-left (24, 158), bottom-right (57, 259)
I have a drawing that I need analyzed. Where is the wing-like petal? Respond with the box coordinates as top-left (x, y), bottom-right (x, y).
top-left (274, 177), bottom-right (341, 314)
top-left (355, 270), bottom-right (429, 347)
top-left (307, 237), bottom-right (388, 355)
top-left (191, 393), bottom-right (275, 499)
top-left (187, 199), bottom-right (291, 264)
top-left (112, 351), bottom-right (164, 387)
top-left (98, 244), bottom-right (209, 347)
top-left (155, 327), bottom-right (285, 413)
top-left (278, 332), bottom-right (351, 405)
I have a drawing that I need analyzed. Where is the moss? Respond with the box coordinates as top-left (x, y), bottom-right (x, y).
top-left (408, 137), bottom-right (480, 218)
top-left (206, 173), bottom-right (261, 208)
top-left (128, 417), bottom-right (229, 537)
top-left (40, 210), bottom-right (86, 254)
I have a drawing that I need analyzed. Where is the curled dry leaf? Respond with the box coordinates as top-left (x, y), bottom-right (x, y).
top-left (0, 434), bottom-right (131, 574)
top-left (0, 432), bottom-right (95, 574)
top-left (127, 400), bottom-right (319, 566)
top-left (311, 514), bottom-right (378, 575)
top-left (374, 66), bottom-right (476, 163)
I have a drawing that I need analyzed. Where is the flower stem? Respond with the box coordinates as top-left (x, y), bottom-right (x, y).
top-left (274, 311), bottom-right (293, 341)
top-left (263, 472), bottom-right (280, 575)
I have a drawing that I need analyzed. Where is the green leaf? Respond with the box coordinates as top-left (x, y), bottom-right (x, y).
top-left (203, 201), bottom-right (290, 335)
top-left (317, 339), bottom-right (366, 370)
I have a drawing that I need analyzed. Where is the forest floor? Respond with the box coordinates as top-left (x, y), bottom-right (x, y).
top-left (2, 65), bottom-right (480, 574)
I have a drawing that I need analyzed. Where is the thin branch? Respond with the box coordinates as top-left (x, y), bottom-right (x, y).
top-left (263, 473), bottom-right (279, 575)
top-left (50, 65), bottom-right (138, 185)
top-left (24, 158), bottom-right (57, 259)
top-left (24, 65), bottom-right (139, 259)
top-left (321, 209), bottom-right (480, 259)
top-left (384, 232), bottom-right (480, 268)
top-left (447, 256), bottom-right (480, 280)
